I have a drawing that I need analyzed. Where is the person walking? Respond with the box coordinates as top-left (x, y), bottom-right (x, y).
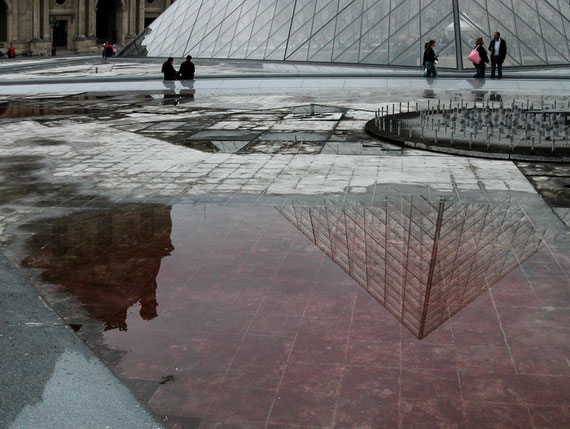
top-left (7, 46), bottom-right (16, 59)
top-left (161, 57), bottom-right (177, 81)
top-left (422, 40), bottom-right (438, 78)
top-left (177, 55), bottom-right (195, 80)
top-left (488, 32), bottom-right (507, 78)
top-left (473, 37), bottom-right (489, 79)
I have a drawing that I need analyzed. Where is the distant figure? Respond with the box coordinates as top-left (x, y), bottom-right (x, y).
top-left (7, 46), bottom-right (16, 59)
top-left (422, 40), bottom-right (438, 78)
top-left (488, 32), bottom-right (507, 79)
top-left (473, 37), bottom-right (489, 79)
top-left (103, 43), bottom-right (114, 59)
top-left (177, 55), bottom-right (195, 80)
top-left (161, 57), bottom-right (177, 81)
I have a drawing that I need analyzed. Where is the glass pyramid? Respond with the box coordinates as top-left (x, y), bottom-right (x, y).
top-left (122, 0), bottom-right (570, 69)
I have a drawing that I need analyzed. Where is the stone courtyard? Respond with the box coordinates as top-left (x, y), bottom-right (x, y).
top-left (1, 57), bottom-right (570, 428)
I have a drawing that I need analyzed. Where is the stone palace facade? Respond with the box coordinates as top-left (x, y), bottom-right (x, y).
top-left (0, 0), bottom-right (173, 56)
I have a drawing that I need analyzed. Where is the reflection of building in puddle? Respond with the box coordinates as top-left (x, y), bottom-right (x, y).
top-left (278, 196), bottom-right (550, 339)
top-left (22, 204), bottom-right (174, 331)
top-left (0, 101), bottom-right (72, 118)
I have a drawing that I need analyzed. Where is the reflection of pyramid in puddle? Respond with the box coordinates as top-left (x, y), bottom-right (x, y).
top-left (278, 197), bottom-right (547, 339)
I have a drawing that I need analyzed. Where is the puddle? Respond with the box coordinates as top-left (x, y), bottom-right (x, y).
top-left (0, 101), bottom-right (68, 119)
top-left (290, 104), bottom-right (344, 114)
top-left (516, 162), bottom-right (570, 208)
top-left (0, 100), bottom-right (94, 119)
top-left (257, 132), bottom-right (329, 141)
top-left (278, 197), bottom-right (549, 338)
top-left (19, 137), bottom-right (64, 146)
top-left (211, 140), bottom-right (250, 153)
top-left (188, 130), bottom-right (262, 141)
top-left (17, 196), bottom-right (568, 426)
top-left (23, 204), bottom-right (174, 331)
top-left (176, 140), bottom-right (217, 153)
top-left (0, 97), bottom-right (398, 156)
top-left (321, 141), bottom-right (388, 155)
top-left (0, 94), bottom-right (162, 121)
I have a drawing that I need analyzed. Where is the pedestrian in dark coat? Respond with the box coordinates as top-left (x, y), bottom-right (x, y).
top-left (7, 46), bottom-right (16, 59)
top-left (473, 37), bottom-right (489, 79)
top-left (422, 40), bottom-right (438, 78)
top-left (104, 43), bottom-right (114, 59)
top-left (177, 55), bottom-right (195, 80)
top-left (488, 32), bottom-right (507, 78)
top-left (161, 57), bottom-right (177, 81)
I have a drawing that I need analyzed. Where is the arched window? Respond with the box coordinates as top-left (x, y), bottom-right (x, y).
top-left (0, 1), bottom-right (8, 43)
top-left (96, 0), bottom-right (118, 43)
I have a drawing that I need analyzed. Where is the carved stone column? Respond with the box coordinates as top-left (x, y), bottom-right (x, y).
top-left (77, 0), bottom-right (86, 38)
top-left (87, 0), bottom-right (96, 38)
top-left (128, 0), bottom-right (136, 37)
top-left (42, 0), bottom-right (50, 39)
top-left (32, 0), bottom-right (40, 40)
top-left (137, 0), bottom-right (144, 35)
top-left (6, 10), bottom-right (13, 43)
top-left (11, 0), bottom-right (22, 41)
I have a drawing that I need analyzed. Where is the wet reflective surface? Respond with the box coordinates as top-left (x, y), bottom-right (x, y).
top-left (1, 75), bottom-right (569, 428)
top-left (0, 95), bottom-right (396, 155)
top-left (279, 197), bottom-right (550, 339)
top-left (20, 199), bottom-right (570, 427)
top-left (23, 204), bottom-right (174, 331)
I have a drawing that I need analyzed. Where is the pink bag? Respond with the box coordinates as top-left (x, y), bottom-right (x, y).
top-left (467, 48), bottom-right (481, 64)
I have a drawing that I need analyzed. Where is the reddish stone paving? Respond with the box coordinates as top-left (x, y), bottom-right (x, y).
top-left (24, 204), bottom-right (570, 428)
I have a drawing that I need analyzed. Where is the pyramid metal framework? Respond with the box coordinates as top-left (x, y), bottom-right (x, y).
top-left (277, 197), bottom-right (548, 339)
top-left (122, 0), bottom-right (570, 69)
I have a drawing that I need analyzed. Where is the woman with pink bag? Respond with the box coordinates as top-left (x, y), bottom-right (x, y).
top-left (468, 37), bottom-right (489, 79)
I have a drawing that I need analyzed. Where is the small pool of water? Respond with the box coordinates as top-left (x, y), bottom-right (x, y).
top-left (20, 199), bottom-right (570, 427)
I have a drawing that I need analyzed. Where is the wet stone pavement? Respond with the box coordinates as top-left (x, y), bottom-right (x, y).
top-left (0, 95), bottom-right (400, 156)
top-left (1, 89), bottom-right (569, 428)
top-left (10, 197), bottom-right (570, 428)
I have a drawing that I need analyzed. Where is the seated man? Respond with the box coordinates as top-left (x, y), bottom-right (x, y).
top-left (161, 57), bottom-right (177, 81)
top-left (177, 55), bottom-right (195, 80)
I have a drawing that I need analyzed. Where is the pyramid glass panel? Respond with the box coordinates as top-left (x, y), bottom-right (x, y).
top-left (226, 0), bottom-right (261, 58)
top-left (122, 0), bottom-right (570, 69)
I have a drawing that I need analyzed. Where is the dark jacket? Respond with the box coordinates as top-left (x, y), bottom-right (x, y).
top-left (476, 45), bottom-right (489, 64)
top-left (488, 39), bottom-right (507, 63)
top-left (177, 60), bottom-right (195, 80)
top-left (161, 61), bottom-right (177, 80)
top-left (104, 45), bottom-right (114, 58)
top-left (423, 47), bottom-right (436, 65)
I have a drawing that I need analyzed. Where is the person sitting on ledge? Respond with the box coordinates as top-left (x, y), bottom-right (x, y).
top-left (177, 55), bottom-right (195, 80)
top-left (161, 57), bottom-right (177, 81)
